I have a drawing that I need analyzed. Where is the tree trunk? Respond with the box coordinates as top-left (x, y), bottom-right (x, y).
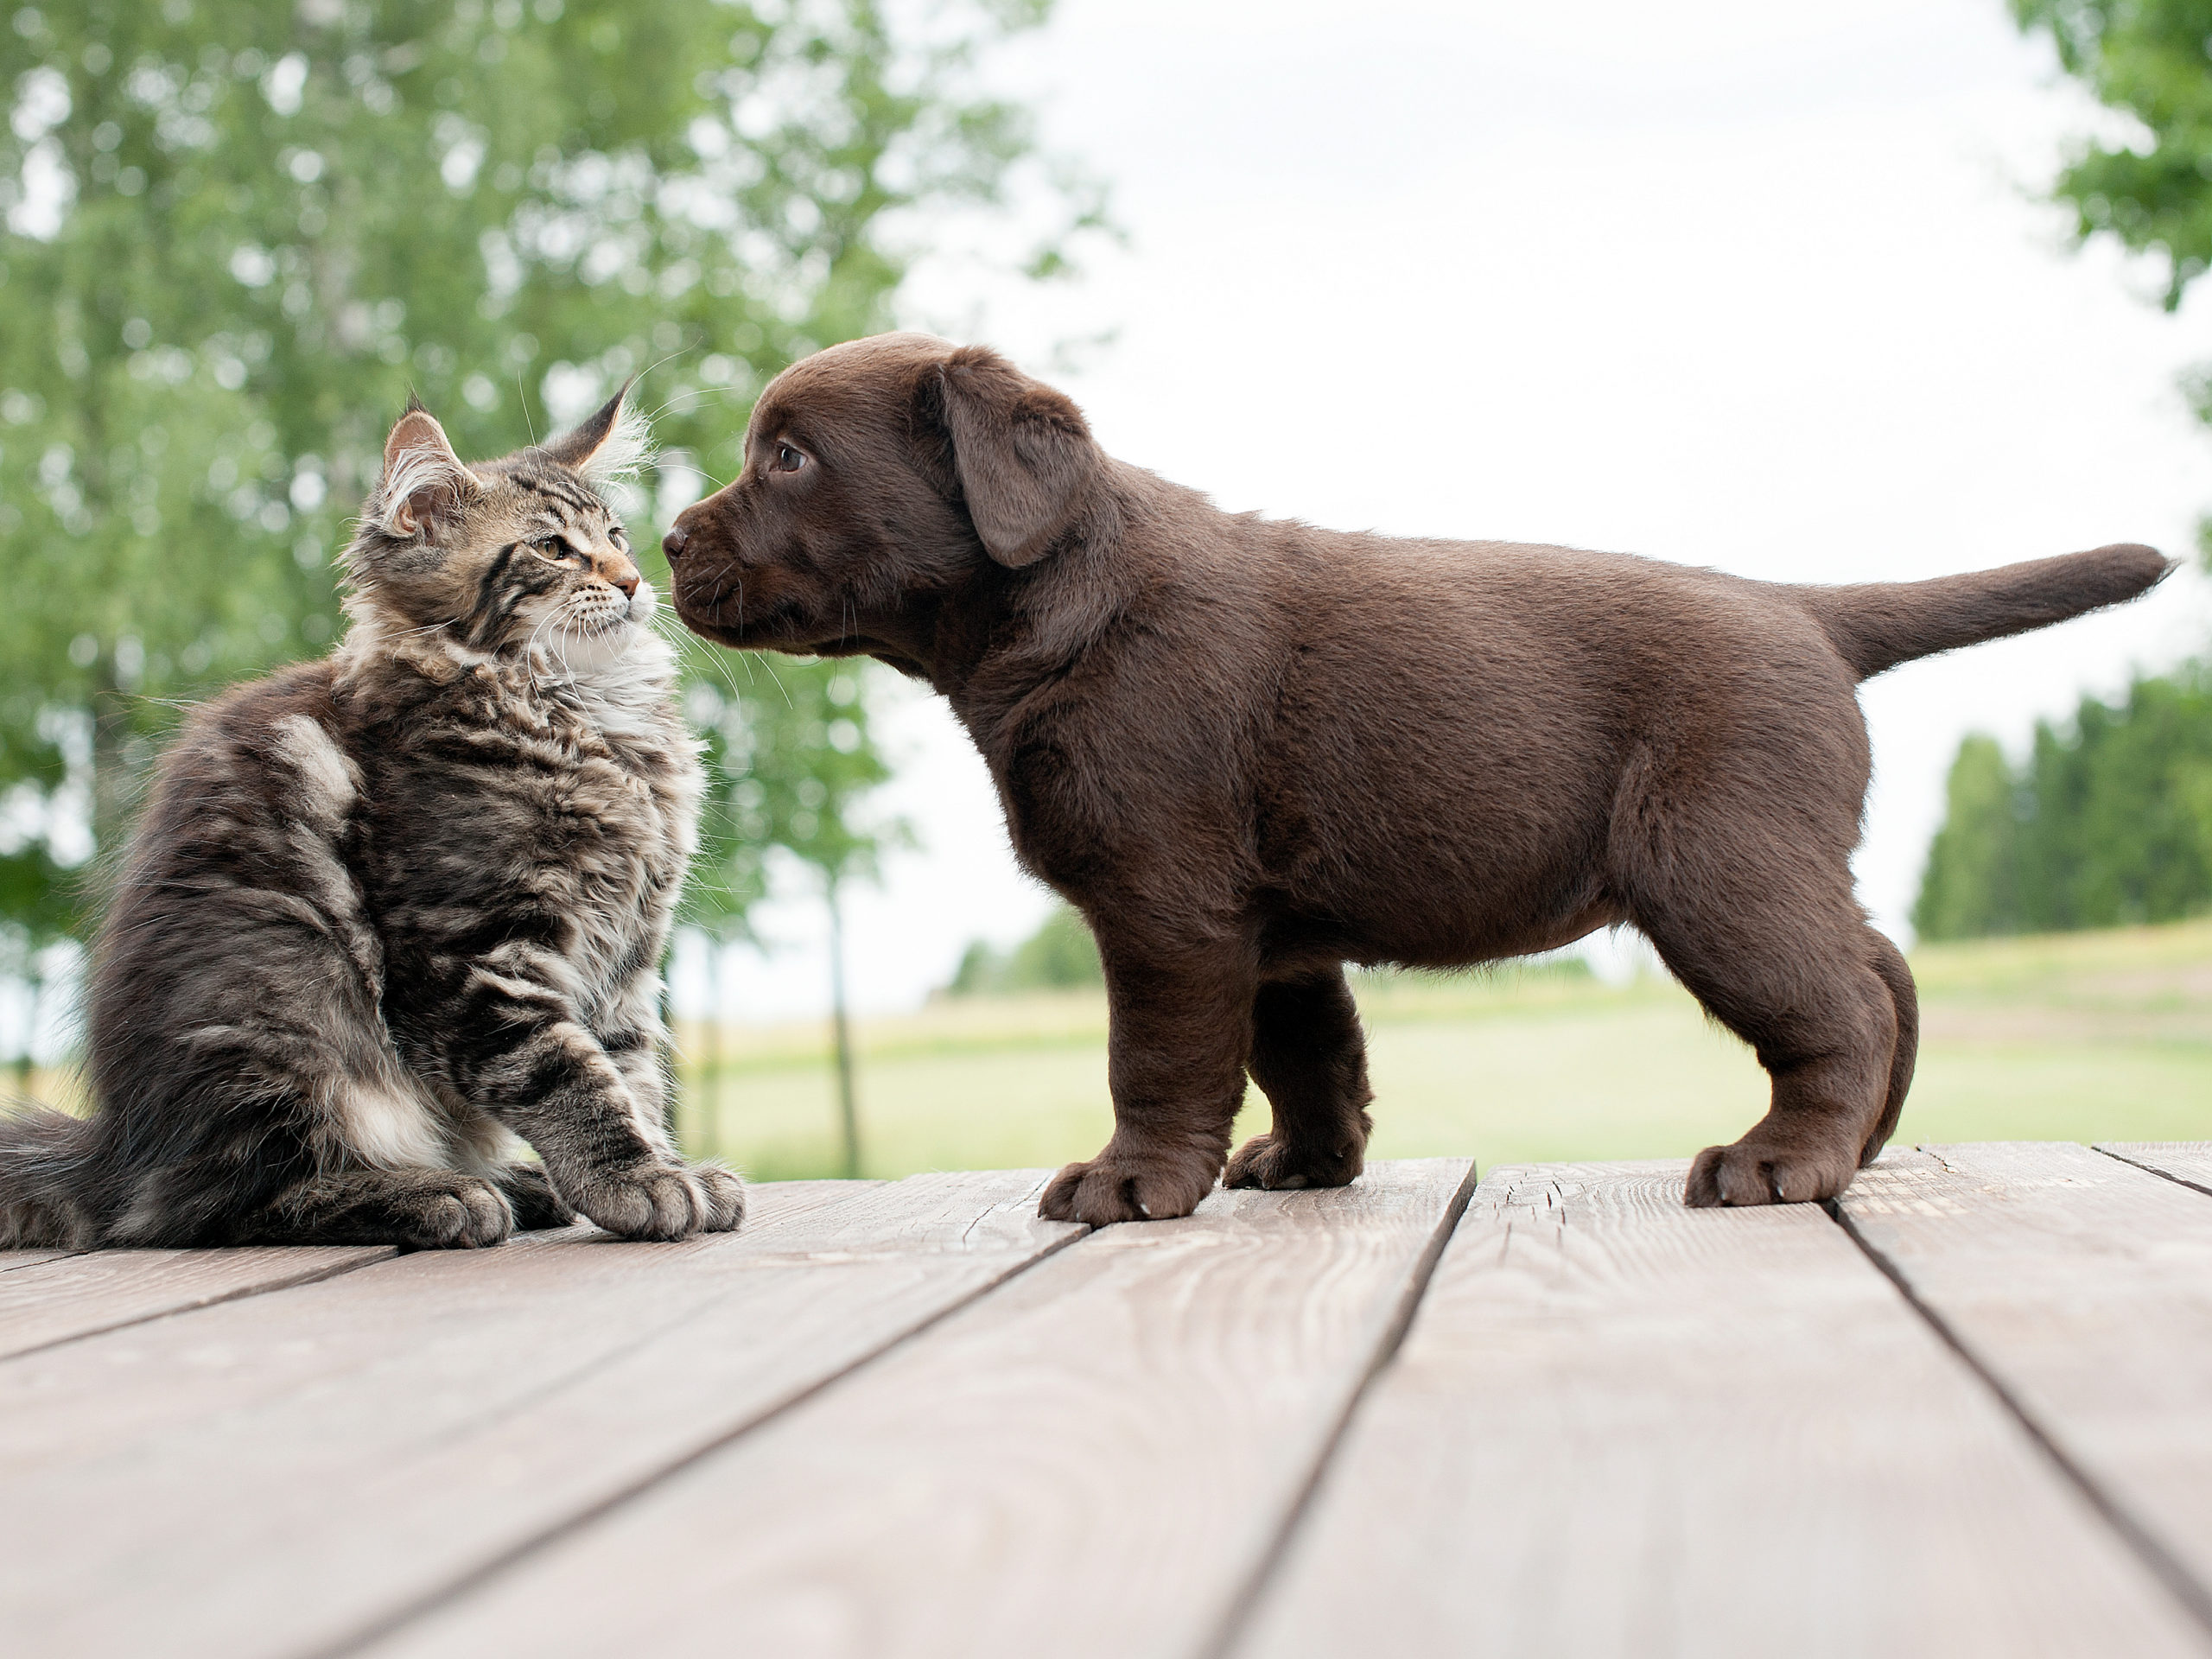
top-left (11, 970), bottom-right (42, 1098)
top-left (703, 939), bottom-right (724, 1160)
top-left (826, 882), bottom-right (861, 1179)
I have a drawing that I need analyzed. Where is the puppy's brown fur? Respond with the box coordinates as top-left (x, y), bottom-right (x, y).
top-left (664, 333), bottom-right (2171, 1223)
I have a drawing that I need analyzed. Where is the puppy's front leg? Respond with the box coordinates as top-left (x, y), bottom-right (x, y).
top-left (1040, 935), bottom-right (1255, 1225)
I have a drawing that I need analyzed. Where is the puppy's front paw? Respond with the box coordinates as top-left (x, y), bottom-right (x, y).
top-left (1685, 1139), bottom-right (1858, 1208)
top-left (1225, 1132), bottom-right (1363, 1192)
top-left (402, 1174), bottom-right (515, 1249)
top-left (1039, 1146), bottom-right (1218, 1225)
top-left (570, 1161), bottom-right (747, 1240)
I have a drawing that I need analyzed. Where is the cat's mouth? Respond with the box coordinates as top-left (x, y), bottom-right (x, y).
top-left (540, 582), bottom-right (654, 644)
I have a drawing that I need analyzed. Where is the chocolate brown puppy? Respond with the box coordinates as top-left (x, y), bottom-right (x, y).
top-left (664, 332), bottom-right (2171, 1223)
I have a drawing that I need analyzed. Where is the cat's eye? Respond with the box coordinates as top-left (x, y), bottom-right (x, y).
top-left (774, 443), bottom-right (806, 474)
top-left (532, 534), bottom-right (580, 563)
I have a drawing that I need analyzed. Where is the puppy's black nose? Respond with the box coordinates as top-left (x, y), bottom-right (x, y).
top-left (662, 525), bottom-right (688, 562)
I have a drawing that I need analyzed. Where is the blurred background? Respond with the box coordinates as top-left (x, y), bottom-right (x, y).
top-left (2, 0), bottom-right (2207, 1180)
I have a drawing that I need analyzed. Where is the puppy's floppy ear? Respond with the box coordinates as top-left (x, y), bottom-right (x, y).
top-left (936, 346), bottom-right (1097, 568)
top-left (378, 400), bottom-right (481, 539)
top-left (540, 378), bottom-right (652, 486)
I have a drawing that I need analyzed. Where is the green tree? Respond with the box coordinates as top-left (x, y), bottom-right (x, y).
top-left (2012, 0), bottom-right (2212, 565)
top-left (1915, 3), bottom-right (2212, 939)
top-left (944, 903), bottom-right (1103, 995)
top-left (1913, 672), bottom-right (2212, 937)
top-left (1913, 734), bottom-right (2024, 939)
top-left (683, 658), bottom-right (906, 1173)
top-left (0, 0), bottom-right (1093, 1066)
top-left (2012, 0), bottom-right (2212, 311)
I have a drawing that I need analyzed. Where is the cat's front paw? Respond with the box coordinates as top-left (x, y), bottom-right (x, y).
top-left (569, 1161), bottom-right (745, 1241)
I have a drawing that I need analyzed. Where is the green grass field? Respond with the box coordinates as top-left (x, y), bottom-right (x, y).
top-left (678, 918), bottom-right (2212, 1181)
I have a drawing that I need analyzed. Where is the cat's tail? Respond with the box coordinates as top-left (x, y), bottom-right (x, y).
top-left (0, 1104), bottom-right (98, 1249)
top-left (1800, 543), bottom-right (2175, 681)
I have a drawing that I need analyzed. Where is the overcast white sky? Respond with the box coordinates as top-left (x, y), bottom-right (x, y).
top-left (683, 0), bottom-right (2212, 1023)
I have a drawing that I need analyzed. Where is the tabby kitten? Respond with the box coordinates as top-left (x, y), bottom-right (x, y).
top-left (0, 391), bottom-right (742, 1248)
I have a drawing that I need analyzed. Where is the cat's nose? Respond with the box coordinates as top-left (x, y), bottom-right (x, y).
top-left (599, 555), bottom-right (640, 597)
top-left (662, 525), bottom-right (688, 562)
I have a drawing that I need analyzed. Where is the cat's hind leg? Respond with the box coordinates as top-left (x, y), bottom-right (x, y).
top-left (239, 1167), bottom-right (514, 1249)
top-left (493, 1160), bottom-right (578, 1231)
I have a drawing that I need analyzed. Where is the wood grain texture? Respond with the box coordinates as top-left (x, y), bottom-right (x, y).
top-left (1840, 1142), bottom-right (2212, 1623)
top-left (0, 1249), bottom-right (78, 1274)
top-left (1233, 1156), bottom-right (2207, 1659)
top-left (2098, 1141), bottom-right (2212, 1198)
top-left (0, 1243), bottom-right (392, 1360)
top-left (0, 1172), bottom-right (1076, 1659)
top-left (364, 1159), bottom-right (1476, 1659)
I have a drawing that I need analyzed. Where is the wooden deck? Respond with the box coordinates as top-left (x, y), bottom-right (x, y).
top-left (3, 1142), bottom-right (2210, 1657)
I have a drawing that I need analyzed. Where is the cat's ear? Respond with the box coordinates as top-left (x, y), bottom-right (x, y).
top-left (541, 380), bottom-right (651, 486)
top-left (378, 400), bottom-right (480, 539)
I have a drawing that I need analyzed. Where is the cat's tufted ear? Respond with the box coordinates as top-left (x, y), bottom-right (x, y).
top-left (541, 380), bottom-right (651, 487)
top-left (379, 401), bottom-right (481, 539)
top-left (934, 346), bottom-right (1098, 568)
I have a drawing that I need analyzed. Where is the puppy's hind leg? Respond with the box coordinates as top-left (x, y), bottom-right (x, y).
top-left (1227, 967), bottom-right (1375, 1192)
top-left (1623, 815), bottom-right (1898, 1207)
top-left (1860, 929), bottom-right (1919, 1166)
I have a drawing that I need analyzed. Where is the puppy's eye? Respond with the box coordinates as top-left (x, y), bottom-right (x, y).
top-left (774, 443), bottom-right (806, 474)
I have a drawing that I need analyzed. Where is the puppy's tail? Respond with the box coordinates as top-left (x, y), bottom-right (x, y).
top-left (1800, 543), bottom-right (2175, 681)
top-left (0, 1103), bottom-right (98, 1249)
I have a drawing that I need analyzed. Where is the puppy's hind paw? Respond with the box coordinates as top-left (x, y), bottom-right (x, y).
top-left (1225, 1132), bottom-right (1363, 1192)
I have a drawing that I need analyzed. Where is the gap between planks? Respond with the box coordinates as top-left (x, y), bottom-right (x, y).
top-left (1232, 1154), bottom-right (2209, 1659)
top-left (350, 1159), bottom-right (1478, 1659)
top-left (1832, 1142), bottom-right (2212, 1644)
top-left (0, 1243), bottom-right (397, 1362)
top-left (0, 1172), bottom-right (1079, 1659)
top-left (2096, 1141), bottom-right (2212, 1201)
top-left (320, 1180), bottom-right (1088, 1659)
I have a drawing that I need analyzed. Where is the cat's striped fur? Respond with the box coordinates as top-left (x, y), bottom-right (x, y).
top-left (0, 391), bottom-right (741, 1248)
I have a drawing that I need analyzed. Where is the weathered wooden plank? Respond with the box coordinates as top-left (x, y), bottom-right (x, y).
top-left (0, 1243), bottom-right (394, 1360)
top-left (362, 1159), bottom-right (1477, 1659)
top-left (1838, 1142), bottom-right (2212, 1630)
top-left (1232, 1157), bottom-right (2207, 1659)
top-left (2098, 1141), bottom-right (2212, 1198)
top-left (0, 1172), bottom-right (1077, 1659)
top-left (0, 1249), bottom-right (78, 1273)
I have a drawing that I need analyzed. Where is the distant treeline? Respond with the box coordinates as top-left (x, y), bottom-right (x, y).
top-left (943, 906), bottom-right (1104, 997)
top-left (1915, 665), bottom-right (2212, 939)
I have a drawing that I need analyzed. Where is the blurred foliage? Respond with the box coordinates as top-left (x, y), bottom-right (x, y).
top-left (942, 902), bottom-right (1102, 996)
top-left (2013, 0), bottom-right (2212, 310)
top-left (1914, 671), bottom-right (2212, 938)
top-left (1927, 3), bottom-right (2212, 939)
top-left (2012, 0), bottom-right (2212, 569)
top-left (0, 0), bottom-right (1096, 988)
